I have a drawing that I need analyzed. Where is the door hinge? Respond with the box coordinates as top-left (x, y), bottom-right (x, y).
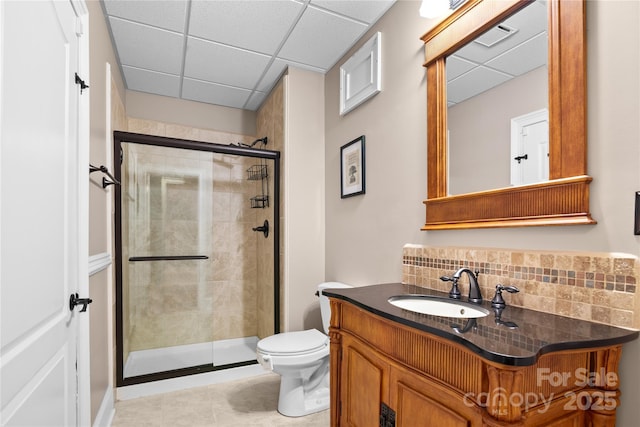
top-left (380, 402), bottom-right (396, 427)
top-left (75, 73), bottom-right (89, 94)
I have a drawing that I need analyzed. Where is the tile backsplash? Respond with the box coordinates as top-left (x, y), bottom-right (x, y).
top-left (402, 245), bottom-right (639, 329)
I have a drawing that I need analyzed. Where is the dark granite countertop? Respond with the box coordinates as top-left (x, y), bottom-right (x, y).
top-left (323, 283), bottom-right (639, 366)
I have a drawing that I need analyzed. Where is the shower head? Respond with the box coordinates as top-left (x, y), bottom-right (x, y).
top-left (230, 137), bottom-right (268, 148)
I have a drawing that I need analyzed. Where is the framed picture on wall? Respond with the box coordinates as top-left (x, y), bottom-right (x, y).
top-left (340, 136), bottom-right (365, 198)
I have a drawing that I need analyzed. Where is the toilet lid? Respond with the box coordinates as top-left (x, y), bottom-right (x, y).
top-left (257, 329), bottom-right (328, 356)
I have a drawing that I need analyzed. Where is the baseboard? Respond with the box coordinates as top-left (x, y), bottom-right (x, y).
top-left (92, 387), bottom-right (115, 427)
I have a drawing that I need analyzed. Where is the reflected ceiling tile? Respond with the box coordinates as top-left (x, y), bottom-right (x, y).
top-left (189, 0), bottom-right (304, 55)
top-left (486, 32), bottom-right (547, 76)
top-left (122, 66), bottom-right (181, 98)
top-left (109, 17), bottom-right (184, 75)
top-left (182, 78), bottom-right (252, 109)
top-left (102, 0), bottom-right (188, 32)
top-left (278, 5), bottom-right (367, 69)
top-left (184, 37), bottom-right (271, 89)
top-left (447, 66), bottom-right (512, 104)
top-left (447, 55), bottom-right (477, 81)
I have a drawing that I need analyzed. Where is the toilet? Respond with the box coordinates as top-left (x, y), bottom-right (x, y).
top-left (256, 282), bottom-right (351, 417)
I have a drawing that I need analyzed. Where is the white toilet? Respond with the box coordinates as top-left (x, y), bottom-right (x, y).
top-left (256, 282), bottom-right (351, 417)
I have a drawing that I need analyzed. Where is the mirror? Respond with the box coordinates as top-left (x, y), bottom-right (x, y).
top-left (421, 0), bottom-right (594, 229)
top-left (447, 1), bottom-right (548, 195)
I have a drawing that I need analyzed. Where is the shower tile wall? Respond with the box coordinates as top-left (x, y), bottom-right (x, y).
top-left (123, 119), bottom-right (271, 356)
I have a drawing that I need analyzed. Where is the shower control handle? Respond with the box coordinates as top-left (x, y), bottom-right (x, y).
top-left (252, 220), bottom-right (269, 238)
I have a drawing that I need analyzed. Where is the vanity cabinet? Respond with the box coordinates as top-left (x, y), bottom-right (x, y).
top-left (329, 296), bottom-right (625, 427)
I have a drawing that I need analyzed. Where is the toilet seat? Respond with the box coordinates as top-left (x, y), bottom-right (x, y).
top-left (257, 329), bottom-right (328, 356)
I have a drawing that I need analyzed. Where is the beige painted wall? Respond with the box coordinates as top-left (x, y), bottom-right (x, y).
top-left (87, 0), bottom-right (125, 421)
top-left (126, 91), bottom-right (257, 137)
top-left (324, 0), bottom-right (640, 424)
top-left (325, 0), bottom-right (428, 286)
top-left (283, 68), bottom-right (326, 332)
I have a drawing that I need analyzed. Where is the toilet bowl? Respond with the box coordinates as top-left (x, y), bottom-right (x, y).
top-left (256, 282), bottom-right (351, 417)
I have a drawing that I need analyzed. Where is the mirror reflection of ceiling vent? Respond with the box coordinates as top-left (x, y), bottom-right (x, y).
top-left (473, 24), bottom-right (518, 48)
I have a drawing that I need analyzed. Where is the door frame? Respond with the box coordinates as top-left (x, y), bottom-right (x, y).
top-left (72, 0), bottom-right (91, 424)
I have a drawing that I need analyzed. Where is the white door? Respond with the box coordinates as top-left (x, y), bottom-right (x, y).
top-left (510, 109), bottom-right (549, 186)
top-left (1, 1), bottom-right (89, 426)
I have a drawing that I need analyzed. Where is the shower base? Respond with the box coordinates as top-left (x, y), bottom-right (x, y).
top-left (123, 336), bottom-right (259, 378)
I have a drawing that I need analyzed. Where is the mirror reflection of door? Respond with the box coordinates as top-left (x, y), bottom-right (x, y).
top-left (510, 108), bottom-right (549, 186)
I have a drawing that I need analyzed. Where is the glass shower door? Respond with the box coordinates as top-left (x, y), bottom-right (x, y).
top-left (115, 134), bottom-right (279, 386)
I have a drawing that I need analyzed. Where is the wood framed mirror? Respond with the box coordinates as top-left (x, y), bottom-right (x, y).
top-left (421, 0), bottom-right (595, 230)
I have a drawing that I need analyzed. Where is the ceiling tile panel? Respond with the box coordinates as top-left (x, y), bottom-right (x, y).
top-left (122, 66), bottom-right (181, 98)
top-left (182, 78), bottom-right (252, 109)
top-left (101, 0), bottom-right (397, 110)
top-left (256, 59), bottom-right (289, 92)
top-left (454, 1), bottom-right (546, 64)
top-left (278, 5), bottom-right (368, 70)
top-left (189, 0), bottom-right (304, 55)
top-left (102, 0), bottom-right (188, 32)
top-left (485, 32), bottom-right (547, 76)
top-left (109, 17), bottom-right (184, 75)
top-left (311, 0), bottom-right (394, 24)
top-left (447, 55), bottom-right (477, 82)
top-left (245, 91), bottom-right (268, 111)
top-left (447, 66), bottom-right (512, 104)
top-left (184, 37), bottom-right (271, 89)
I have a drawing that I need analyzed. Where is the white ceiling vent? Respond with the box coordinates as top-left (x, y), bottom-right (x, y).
top-left (473, 24), bottom-right (518, 48)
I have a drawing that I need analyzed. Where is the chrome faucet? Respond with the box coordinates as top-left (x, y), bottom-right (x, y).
top-left (444, 268), bottom-right (482, 303)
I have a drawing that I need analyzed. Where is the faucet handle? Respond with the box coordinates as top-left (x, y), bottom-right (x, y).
top-left (441, 275), bottom-right (461, 299)
top-left (491, 284), bottom-right (519, 308)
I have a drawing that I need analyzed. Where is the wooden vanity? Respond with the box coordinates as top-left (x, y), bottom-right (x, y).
top-left (325, 284), bottom-right (638, 426)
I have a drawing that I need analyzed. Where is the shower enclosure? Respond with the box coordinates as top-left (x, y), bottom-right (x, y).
top-left (113, 131), bottom-right (280, 386)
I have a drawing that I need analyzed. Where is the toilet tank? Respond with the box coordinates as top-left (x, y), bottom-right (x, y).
top-left (318, 282), bottom-right (351, 334)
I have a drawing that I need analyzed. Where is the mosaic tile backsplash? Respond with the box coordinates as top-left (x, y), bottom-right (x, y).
top-left (402, 245), bottom-right (639, 329)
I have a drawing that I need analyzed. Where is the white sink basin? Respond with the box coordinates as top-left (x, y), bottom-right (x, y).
top-left (388, 295), bottom-right (490, 318)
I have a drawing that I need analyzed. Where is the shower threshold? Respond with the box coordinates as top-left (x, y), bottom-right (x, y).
top-left (124, 336), bottom-right (259, 378)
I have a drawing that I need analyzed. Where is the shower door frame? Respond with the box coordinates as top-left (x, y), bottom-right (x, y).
top-left (112, 131), bottom-right (281, 387)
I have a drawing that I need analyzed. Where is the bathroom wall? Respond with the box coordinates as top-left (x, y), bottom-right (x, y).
top-left (87, 0), bottom-right (127, 422)
top-left (256, 78), bottom-right (285, 337)
top-left (324, 0), bottom-right (640, 424)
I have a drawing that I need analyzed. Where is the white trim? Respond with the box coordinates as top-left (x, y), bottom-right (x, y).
top-left (116, 365), bottom-right (267, 400)
top-left (339, 32), bottom-right (382, 115)
top-left (92, 388), bottom-right (115, 427)
top-left (89, 252), bottom-right (112, 276)
top-left (75, 1), bottom-right (91, 426)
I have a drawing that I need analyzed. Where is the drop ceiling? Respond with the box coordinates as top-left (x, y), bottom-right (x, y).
top-left (447, 0), bottom-right (547, 106)
top-left (101, 0), bottom-right (396, 111)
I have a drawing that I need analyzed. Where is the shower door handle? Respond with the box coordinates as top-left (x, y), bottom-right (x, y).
top-left (69, 293), bottom-right (93, 313)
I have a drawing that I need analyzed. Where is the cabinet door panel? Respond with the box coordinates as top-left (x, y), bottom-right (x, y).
top-left (342, 339), bottom-right (388, 426)
top-left (395, 381), bottom-right (470, 427)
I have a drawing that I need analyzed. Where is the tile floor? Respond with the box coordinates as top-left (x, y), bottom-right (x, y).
top-left (111, 373), bottom-right (330, 426)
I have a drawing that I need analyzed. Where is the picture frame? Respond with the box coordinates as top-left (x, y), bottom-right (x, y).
top-left (340, 136), bottom-right (365, 198)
